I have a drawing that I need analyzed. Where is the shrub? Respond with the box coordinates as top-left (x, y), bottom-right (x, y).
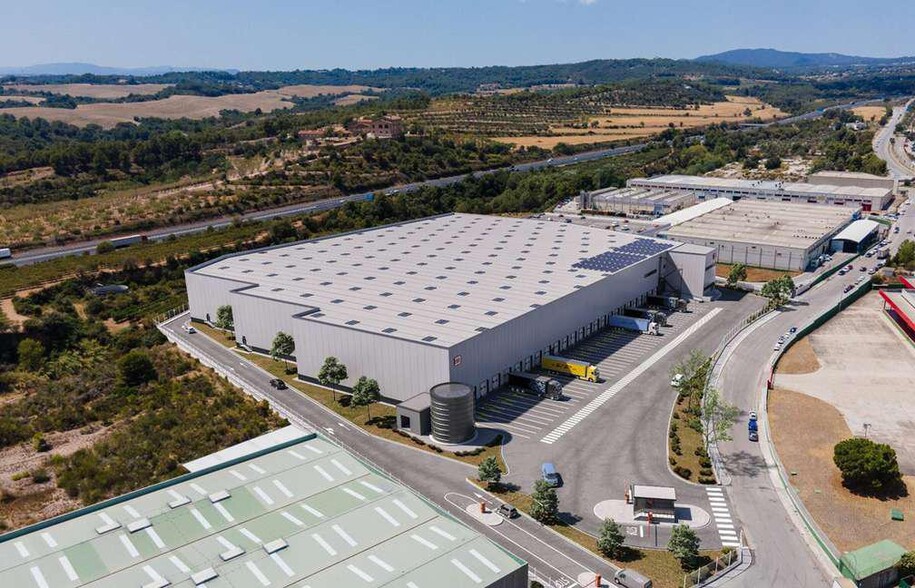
top-left (700, 468), bottom-right (713, 477)
top-left (669, 456), bottom-right (677, 466)
top-left (833, 437), bottom-right (902, 492)
top-left (117, 350), bottom-right (158, 387)
top-left (674, 466), bottom-right (692, 479)
top-left (698, 476), bottom-right (717, 484)
top-left (898, 550), bottom-right (915, 579)
top-left (32, 433), bottom-right (51, 453)
top-left (699, 457), bottom-right (712, 468)
top-left (31, 469), bottom-right (50, 484)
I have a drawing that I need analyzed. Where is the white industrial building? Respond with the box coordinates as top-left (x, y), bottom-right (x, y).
top-left (660, 200), bottom-right (856, 271)
top-left (579, 186), bottom-right (697, 216)
top-left (628, 174), bottom-right (893, 212)
top-left (186, 214), bottom-right (713, 403)
top-left (807, 170), bottom-right (896, 191)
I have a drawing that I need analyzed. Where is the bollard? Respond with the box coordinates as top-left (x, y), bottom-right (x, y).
top-left (479, 502), bottom-right (485, 514)
top-left (594, 574), bottom-right (601, 587)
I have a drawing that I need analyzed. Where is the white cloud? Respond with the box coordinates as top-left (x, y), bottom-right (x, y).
top-left (578, 0), bottom-right (598, 4)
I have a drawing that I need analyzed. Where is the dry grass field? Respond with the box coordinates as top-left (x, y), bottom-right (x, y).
top-left (493, 96), bottom-right (786, 148)
top-left (0, 95), bottom-right (43, 105)
top-left (852, 105), bottom-right (889, 123)
top-left (333, 94), bottom-right (379, 106)
top-left (276, 84), bottom-right (382, 98)
top-left (770, 388), bottom-right (915, 552)
top-left (774, 337), bottom-right (821, 374)
top-left (0, 91), bottom-right (296, 127)
top-left (3, 83), bottom-right (172, 98)
top-left (715, 262), bottom-right (802, 282)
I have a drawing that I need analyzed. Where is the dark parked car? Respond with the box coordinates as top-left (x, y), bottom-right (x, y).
top-left (497, 504), bottom-right (518, 519)
top-left (269, 378), bottom-right (287, 390)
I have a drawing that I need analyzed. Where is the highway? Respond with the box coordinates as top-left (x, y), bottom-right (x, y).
top-left (6, 97), bottom-right (880, 268)
top-left (6, 143), bottom-right (645, 267)
top-left (873, 99), bottom-right (915, 179)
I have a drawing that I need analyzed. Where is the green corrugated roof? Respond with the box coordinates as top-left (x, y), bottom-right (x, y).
top-left (0, 433), bottom-right (526, 587)
top-left (840, 539), bottom-right (907, 580)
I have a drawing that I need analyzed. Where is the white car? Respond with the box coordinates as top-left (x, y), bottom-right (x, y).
top-left (182, 323), bottom-right (197, 334)
top-left (773, 342), bottom-right (781, 351)
top-left (671, 373), bottom-right (684, 387)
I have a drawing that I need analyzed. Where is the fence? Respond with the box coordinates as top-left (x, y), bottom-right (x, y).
top-left (682, 546), bottom-right (745, 587)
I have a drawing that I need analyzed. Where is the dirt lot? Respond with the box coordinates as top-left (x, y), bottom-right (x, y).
top-left (852, 106), bottom-right (889, 123)
top-left (3, 83), bottom-right (172, 98)
top-left (0, 426), bottom-right (113, 530)
top-left (494, 96), bottom-right (786, 148)
top-left (775, 337), bottom-right (821, 374)
top-left (770, 388), bottom-right (915, 552)
top-left (0, 91), bottom-right (296, 128)
top-left (334, 94), bottom-right (379, 106)
top-left (774, 292), bottom-right (915, 472)
top-left (716, 263), bottom-right (802, 283)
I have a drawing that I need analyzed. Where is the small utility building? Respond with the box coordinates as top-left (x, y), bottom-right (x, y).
top-left (629, 484), bottom-right (677, 521)
top-left (838, 539), bottom-right (907, 588)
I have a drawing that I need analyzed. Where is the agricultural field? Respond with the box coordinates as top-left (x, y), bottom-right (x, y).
top-left (276, 84), bottom-right (382, 98)
top-left (0, 95), bottom-right (43, 105)
top-left (0, 91), bottom-right (296, 128)
top-left (333, 93), bottom-right (378, 106)
top-left (491, 96), bottom-right (786, 148)
top-left (2, 82), bottom-right (172, 98)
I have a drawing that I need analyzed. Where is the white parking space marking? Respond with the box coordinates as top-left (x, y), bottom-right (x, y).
top-left (169, 555), bottom-right (191, 573)
top-left (59, 555), bottom-right (79, 581)
top-left (30, 566), bottom-right (49, 588)
top-left (542, 308), bottom-right (722, 444)
top-left (246, 561), bottom-right (271, 586)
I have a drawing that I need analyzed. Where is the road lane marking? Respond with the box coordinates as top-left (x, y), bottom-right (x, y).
top-left (541, 309), bottom-right (722, 444)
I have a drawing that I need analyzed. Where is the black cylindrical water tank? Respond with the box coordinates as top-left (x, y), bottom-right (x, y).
top-left (429, 382), bottom-right (476, 444)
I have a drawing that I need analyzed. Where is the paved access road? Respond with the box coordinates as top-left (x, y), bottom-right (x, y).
top-left (160, 314), bottom-right (618, 588)
top-left (873, 99), bottom-right (915, 180)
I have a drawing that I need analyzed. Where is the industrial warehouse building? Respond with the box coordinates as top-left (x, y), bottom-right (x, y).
top-left (186, 214), bottom-right (713, 403)
top-left (579, 186), bottom-right (697, 216)
top-left (628, 174), bottom-right (893, 211)
top-left (807, 170), bottom-right (897, 191)
top-left (659, 199), bottom-right (856, 271)
top-left (0, 429), bottom-right (528, 588)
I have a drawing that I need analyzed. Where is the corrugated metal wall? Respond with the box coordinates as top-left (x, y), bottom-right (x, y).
top-left (293, 319), bottom-right (450, 402)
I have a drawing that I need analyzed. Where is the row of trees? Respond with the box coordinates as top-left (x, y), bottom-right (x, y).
top-left (213, 305), bottom-right (383, 417)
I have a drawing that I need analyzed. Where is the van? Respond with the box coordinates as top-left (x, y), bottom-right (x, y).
top-left (541, 462), bottom-right (561, 487)
top-left (614, 568), bottom-right (652, 588)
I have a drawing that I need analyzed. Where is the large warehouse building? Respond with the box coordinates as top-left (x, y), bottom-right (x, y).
top-left (659, 199), bottom-right (856, 271)
top-left (628, 174), bottom-right (893, 211)
top-left (186, 214), bottom-right (713, 403)
top-left (0, 429), bottom-right (528, 588)
top-left (579, 186), bottom-right (697, 216)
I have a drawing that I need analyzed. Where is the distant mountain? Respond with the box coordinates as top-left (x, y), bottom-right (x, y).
top-left (0, 62), bottom-right (236, 76)
top-left (695, 48), bottom-right (915, 70)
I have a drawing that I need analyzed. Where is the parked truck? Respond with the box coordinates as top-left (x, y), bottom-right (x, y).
top-left (109, 234), bottom-right (149, 249)
top-left (541, 355), bottom-right (600, 382)
top-left (625, 307), bottom-right (668, 326)
top-left (507, 372), bottom-right (562, 400)
top-left (877, 246), bottom-right (890, 260)
top-left (610, 314), bottom-right (660, 335)
top-left (646, 294), bottom-right (685, 311)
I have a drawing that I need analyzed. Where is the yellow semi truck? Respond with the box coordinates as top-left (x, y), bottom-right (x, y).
top-left (541, 355), bottom-right (600, 382)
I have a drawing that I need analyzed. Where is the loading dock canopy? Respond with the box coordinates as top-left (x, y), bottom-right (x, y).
top-left (831, 219), bottom-right (879, 244)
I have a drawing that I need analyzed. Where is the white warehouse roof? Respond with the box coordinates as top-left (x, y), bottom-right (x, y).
top-left (190, 214), bottom-right (680, 348)
top-left (653, 197), bottom-right (733, 227)
top-left (630, 174), bottom-right (891, 200)
top-left (832, 219), bottom-right (880, 243)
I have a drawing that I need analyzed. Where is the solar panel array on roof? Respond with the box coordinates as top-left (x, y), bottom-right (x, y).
top-left (572, 251), bottom-right (643, 273)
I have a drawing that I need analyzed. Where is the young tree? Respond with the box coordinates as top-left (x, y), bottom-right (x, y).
top-left (318, 356), bottom-right (348, 401)
top-left (530, 480), bottom-right (559, 524)
top-left (351, 376), bottom-right (380, 419)
top-left (726, 263), bottom-right (747, 287)
top-left (672, 349), bottom-right (710, 413)
top-left (477, 456), bottom-right (502, 488)
top-left (597, 518), bottom-right (625, 558)
top-left (668, 524), bottom-right (701, 569)
top-left (897, 550), bottom-right (915, 579)
top-left (117, 350), bottom-right (158, 388)
top-left (761, 276), bottom-right (793, 308)
top-left (215, 304), bottom-right (234, 331)
top-left (271, 332), bottom-right (295, 370)
top-left (17, 338), bottom-right (45, 372)
top-left (701, 387), bottom-right (740, 447)
top-left (833, 437), bottom-right (902, 493)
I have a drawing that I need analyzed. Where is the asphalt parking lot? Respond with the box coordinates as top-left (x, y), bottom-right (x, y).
top-left (485, 291), bottom-right (765, 547)
top-left (475, 304), bottom-right (715, 442)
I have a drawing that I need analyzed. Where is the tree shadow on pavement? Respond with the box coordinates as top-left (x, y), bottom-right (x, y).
top-left (722, 450), bottom-right (769, 478)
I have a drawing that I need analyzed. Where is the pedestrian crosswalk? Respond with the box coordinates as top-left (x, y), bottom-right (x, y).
top-left (706, 487), bottom-right (741, 548)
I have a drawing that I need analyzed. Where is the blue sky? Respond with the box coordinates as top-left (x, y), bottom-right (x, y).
top-left (3, 0), bottom-right (913, 70)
